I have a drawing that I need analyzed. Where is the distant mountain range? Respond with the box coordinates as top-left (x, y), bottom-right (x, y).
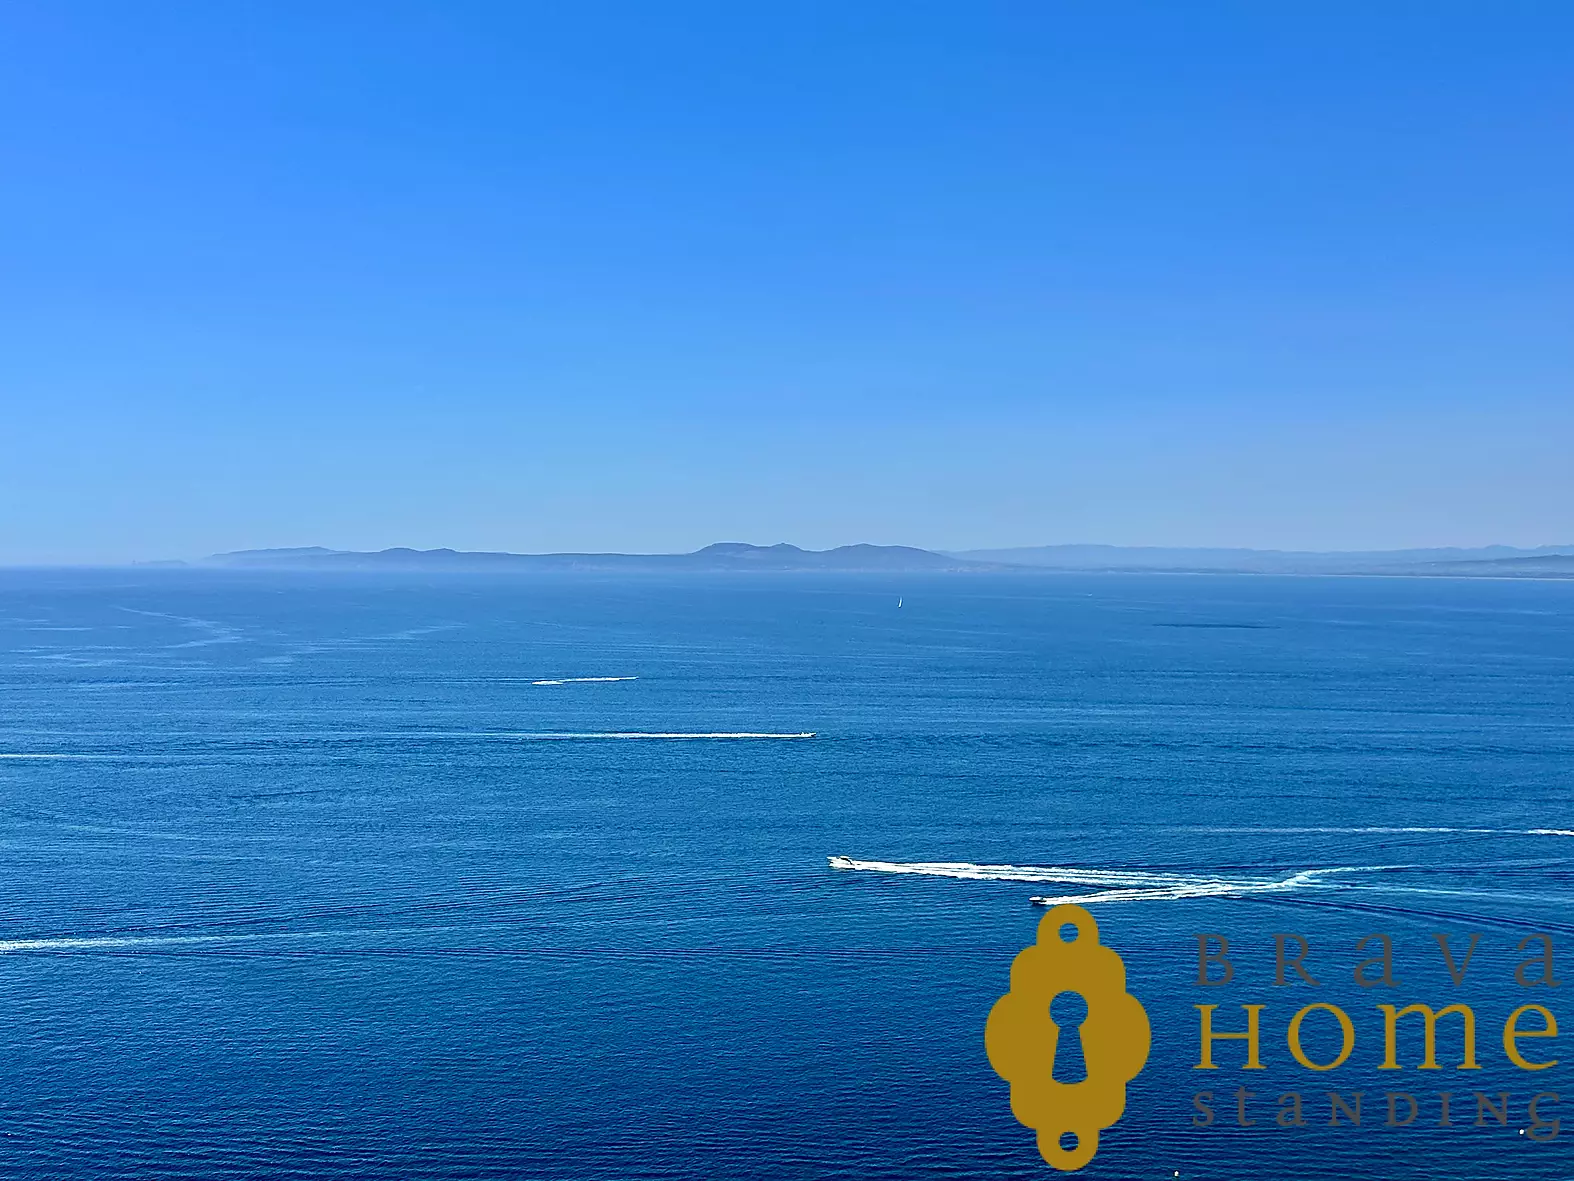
top-left (198, 542), bottom-right (980, 572)
top-left (945, 544), bottom-right (1574, 575)
top-left (184, 542), bottom-right (1574, 576)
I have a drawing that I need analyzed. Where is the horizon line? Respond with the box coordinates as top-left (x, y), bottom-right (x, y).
top-left (5, 538), bottom-right (1574, 571)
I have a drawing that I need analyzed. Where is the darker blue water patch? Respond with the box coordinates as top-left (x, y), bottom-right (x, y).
top-left (0, 571), bottom-right (1570, 1178)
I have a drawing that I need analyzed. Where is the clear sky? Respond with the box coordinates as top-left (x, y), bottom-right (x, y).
top-left (2, 2), bottom-right (1571, 563)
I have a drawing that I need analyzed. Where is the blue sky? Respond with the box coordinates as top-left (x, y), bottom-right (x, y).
top-left (2, 2), bottom-right (1571, 562)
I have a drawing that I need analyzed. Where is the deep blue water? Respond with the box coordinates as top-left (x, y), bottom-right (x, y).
top-left (0, 571), bottom-right (1570, 1179)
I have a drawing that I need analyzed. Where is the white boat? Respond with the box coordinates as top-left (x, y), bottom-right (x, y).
top-left (827, 855), bottom-right (857, 869)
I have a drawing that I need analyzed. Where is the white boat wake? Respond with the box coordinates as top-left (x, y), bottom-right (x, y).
top-left (0, 753), bottom-right (112, 760)
top-left (1186, 825), bottom-right (1574, 837)
top-left (0, 731), bottom-right (817, 756)
top-left (826, 856), bottom-right (1368, 905)
top-left (502, 731), bottom-right (815, 740)
top-left (0, 931), bottom-right (327, 954)
top-left (531, 676), bottom-right (639, 685)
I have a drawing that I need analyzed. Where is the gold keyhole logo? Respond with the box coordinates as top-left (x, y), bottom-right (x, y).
top-left (985, 905), bottom-right (1151, 1171)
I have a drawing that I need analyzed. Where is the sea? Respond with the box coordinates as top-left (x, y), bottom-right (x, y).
top-left (0, 570), bottom-right (1569, 1179)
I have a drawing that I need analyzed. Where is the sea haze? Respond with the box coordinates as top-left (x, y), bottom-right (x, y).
top-left (171, 540), bottom-right (1574, 576)
top-left (0, 571), bottom-right (1570, 1179)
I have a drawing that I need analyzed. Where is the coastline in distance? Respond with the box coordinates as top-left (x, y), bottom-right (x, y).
top-left (175, 542), bottom-right (1574, 577)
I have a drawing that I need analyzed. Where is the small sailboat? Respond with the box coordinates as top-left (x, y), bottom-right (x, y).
top-left (897, 597), bottom-right (903, 608)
